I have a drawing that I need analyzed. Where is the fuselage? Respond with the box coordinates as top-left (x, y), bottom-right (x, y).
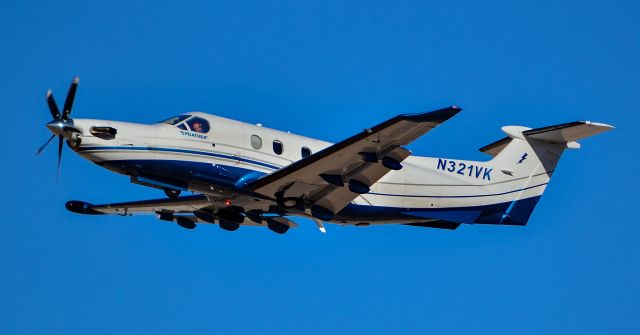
top-left (65, 112), bottom-right (549, 225)
top-left (44, 77), bottom-right (612, 230)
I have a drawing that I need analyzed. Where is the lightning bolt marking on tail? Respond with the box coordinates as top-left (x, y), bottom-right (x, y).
top-left (518, 153), bottom-right (528, 164)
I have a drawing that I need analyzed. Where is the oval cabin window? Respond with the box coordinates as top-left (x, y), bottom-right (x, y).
top-left (251, 135), bottom-right (262, 149)
top-left (273, 140), bottom-right (283, 155)
top-left (301, 146), bottom-right (311, 158)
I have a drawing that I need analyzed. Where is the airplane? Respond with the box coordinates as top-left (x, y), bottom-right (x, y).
top-left (38, 77), bottom-right (614, 234)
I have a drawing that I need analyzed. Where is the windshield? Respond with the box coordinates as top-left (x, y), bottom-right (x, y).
top-left (157, 115), bottom-right (191, 125)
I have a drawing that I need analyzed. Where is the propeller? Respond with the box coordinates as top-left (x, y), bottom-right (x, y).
top-left (37, 76), bottom-right (80, 176)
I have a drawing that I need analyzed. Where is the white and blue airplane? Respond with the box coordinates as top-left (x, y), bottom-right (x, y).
top-left (39, 77), bottom-right (613, 234)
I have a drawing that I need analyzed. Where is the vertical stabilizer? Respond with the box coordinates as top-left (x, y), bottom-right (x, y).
top-left (476, 121), bottom-right (613, 225)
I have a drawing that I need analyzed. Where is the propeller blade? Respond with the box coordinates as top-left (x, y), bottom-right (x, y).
top-left (62, 76), bottom-right (79, 121)
top-left (36, 134), bottom-right (56, 156)
top-left (46, 90), bottom-right (61, 120)
top-left (57, 136), bottom-right (63, 176)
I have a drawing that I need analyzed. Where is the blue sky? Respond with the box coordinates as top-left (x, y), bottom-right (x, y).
top-left (1, 0), bottom-right (638, 333)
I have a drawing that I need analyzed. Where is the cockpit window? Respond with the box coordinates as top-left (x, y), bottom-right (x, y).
top-left (186, 117), bottom-right (210, 133)
top-left (158, 115), bottom-right (191, 125)
top-left (158, 115), bottom-right (210, 133)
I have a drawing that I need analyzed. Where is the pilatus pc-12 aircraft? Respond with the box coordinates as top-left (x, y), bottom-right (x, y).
top-left (39, 77), bottom-right (613, 234)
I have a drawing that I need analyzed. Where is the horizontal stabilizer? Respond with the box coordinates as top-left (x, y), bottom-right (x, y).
top-left (479, 137), bottom-right (513, 157)
top-left (480, 120), bottom-right (613, 156)
top-left (522, 121), bottom-right (614, 144)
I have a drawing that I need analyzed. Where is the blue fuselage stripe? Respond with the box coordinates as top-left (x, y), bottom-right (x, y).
top-left (368, 183), bottom-right (548, 199)
top-left (77, 146), bottom-right (281, 170)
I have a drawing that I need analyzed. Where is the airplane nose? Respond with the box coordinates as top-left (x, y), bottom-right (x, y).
top-left (45, 120), bottom-right (79, 139)
top-left (45, 120), bottom-right (66, 136)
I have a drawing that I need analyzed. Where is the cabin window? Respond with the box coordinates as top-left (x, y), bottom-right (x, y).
top-left (177, 124), bottom-right (187, 130)
top-left (251, 135), bottom-right (262, 149)
top-left (186, 117), bottom-right (210, 133)
top-left (273, 140), bottom-right (283, 155)
top-left (301, 146), bottom-right (311, 158)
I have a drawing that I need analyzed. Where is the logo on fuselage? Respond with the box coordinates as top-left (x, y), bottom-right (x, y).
top-left (179, 130), bottom-right (208, 140)
top-left (518, 153), bottom-right (528, 164)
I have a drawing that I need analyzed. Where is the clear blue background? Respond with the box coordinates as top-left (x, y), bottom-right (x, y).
top-left (1, 1), bottom-right (637, 333)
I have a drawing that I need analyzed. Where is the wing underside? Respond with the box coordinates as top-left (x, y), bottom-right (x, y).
top-left (65, 195), bottom-right (298, 229)
top-left (66, 195), bottom-right (460, 230)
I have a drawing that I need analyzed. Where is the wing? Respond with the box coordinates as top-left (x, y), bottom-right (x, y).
top-left (65, 195), bottom-right (298, 229)
top-left (66, 194), bottom-right (210, 215)
top-left (248, 106), bottom-right (462, 219)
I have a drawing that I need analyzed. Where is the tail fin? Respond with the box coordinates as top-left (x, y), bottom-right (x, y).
top-left (476, 121), bottom-right (613, 225)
